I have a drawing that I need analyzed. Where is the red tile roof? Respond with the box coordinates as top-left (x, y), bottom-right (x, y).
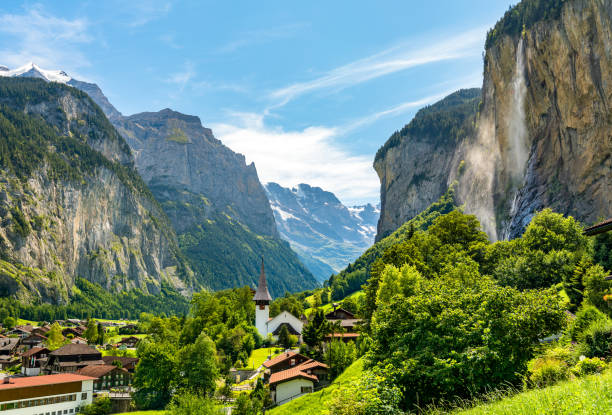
top-left (77, 365), bottom-right (127, 378)
top-left (269, 367), bottom-right (318, 385)
top-left (295, 359), bottom-right (329, 370)
top-left (325, 333), bottom-right (360, 338)
top-left (262, 351), bottom-right (299, 368)
top-left (0, 374), bottom-right (96, 390)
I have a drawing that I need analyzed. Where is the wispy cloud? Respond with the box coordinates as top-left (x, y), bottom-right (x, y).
top-left (119, 0), bottom-right (173, 27)
top-left (217, 23), bottom-right (308, 54)
top-left (213, 113), bottom-right (380, 204)
top-left (165, 60), bottom-right (196, 91)
top-left (268, 28), bottom-right (486, 108)
top-left (159, 33), bottom-right (182, 49)
top-left (0, 4), bottom-right (91, 73)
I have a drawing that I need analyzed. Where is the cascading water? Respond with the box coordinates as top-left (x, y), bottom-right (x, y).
top-left (507, 37), bottom-right (529, 181)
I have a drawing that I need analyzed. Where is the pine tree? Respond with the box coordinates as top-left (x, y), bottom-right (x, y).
top-left (278, 325), bottom-right (292, 349)
top-left (84, 319), bottom-right (98, 344)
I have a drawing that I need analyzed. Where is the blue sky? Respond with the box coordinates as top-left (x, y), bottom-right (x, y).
top-left (0, 0), bottom-right (514, 205)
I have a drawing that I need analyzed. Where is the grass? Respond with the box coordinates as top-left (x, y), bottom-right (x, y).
top-left (304, 290), bottom-right (364, 317)
top-left (116, 411), bottom-right (166, 415)
top-left (268, 358), bottom-right (364, 415)
top-left (427, 370), bottom-right (612, 415)
top-left (242, 347), bottom-right (284, 370)
top-left (101, 349), bottom-right (138, 358)
top-left (105, 333), bottom-right (148, 344)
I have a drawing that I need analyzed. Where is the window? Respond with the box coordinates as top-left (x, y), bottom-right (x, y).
top-left (301, 386), bottom-right (313, 394)
top-left (81, 393), bottom-right (87, 400)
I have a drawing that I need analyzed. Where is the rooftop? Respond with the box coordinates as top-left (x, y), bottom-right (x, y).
top-left (0, 374), bottom-right (96, 390)
top-left (77, 365), bottom-right (127, 378)
top-left (253, 258), bottom-right (272, 303)
top-left (269, 367), bottom-right (318, 385)
top-left (50, 343), bottom-right (101, 356)
top-left (263, 350), bottom-right (303, 369)
top-left (584, 218), bottom-right (612, 236)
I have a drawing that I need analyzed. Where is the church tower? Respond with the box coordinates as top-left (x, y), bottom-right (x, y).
top-left (253, 258), bottom-right (272, 337)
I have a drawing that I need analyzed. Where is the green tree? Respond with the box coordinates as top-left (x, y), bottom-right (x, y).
top-left (177, 332), bottom-right (219, 394)
top-left (166, 391), bottom-right (217, 415)
top-left (133, 341), bottom-right (177, 409)
top-left (96, 322), bottom-right (105, 345)
top-left (84, 319), bottom-right (98, 344)
top-left (583, 264), bottom-right (612, 315)
top-left (46, 322), bottom-right (65, 350)
top-left (324, 340), bottom-right (356, 379)
top-left (81, 396), bottom-right (112, 415)
top-left (565, 256), bottom-right (592, 311)
top-left (302, 309), bottom-right (330, 355)
top-left (2, 316), bottom-right (17, 329)
top-left (278, 324), bottom-right (292, 349)
top-left (328, 371), bottom-right (402, 415)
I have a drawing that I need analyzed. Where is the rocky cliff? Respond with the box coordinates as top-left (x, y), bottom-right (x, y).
top-left (0, 78), bottom-right (192, 303)
top-left (375, 0), bottom-right (612, 240)
top-left (265, 182), bottom-right (379, 280)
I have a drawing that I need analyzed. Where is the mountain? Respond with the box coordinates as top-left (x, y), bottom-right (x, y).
top-left (265, 183), bottom-right (379, 281)
top-left (0, 63), bottom-right (318, 297)
top-left (0, 77), bottom-right (193, 303)
top-left (374, 0), bottom-right (612, 241)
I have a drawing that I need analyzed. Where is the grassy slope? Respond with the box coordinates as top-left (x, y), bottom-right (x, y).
top-left (447, 370), bottom-right (612, 415)
top-left (268, 358), bottom-right (364, 415)
top-left (245, 347), bottom-right (284, 370)
top-left (304, 290), bottom-right (365, 317)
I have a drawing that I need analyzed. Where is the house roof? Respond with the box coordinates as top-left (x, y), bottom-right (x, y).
top-left (21, 347), bottom-right (50, 358)
top-left (253, 258), bottom-right (272, 302)
top-left (58, 360), bottom-right (105, 367)
top-left (0, 338), bottom-right (19, 350)
top-left (77, 364), bottom-right (127, 378)
top-left (262, 351), bottom-right (305, 369)
top-left (101, 356), bottom-right (139, 366)
top-left (0, 374), bottom-right (96, 390)
top-left (23, 333), bottom-right (48, 341)
top-left (49, 343), bottom-right (100, 356)
top-left (295, 359), bottom-right (329, 370)
top-left (325, 308), bottom-right (355, 319)
top-left (269, 367), bottom-right (318, 385)
top-left (584, 218), bottom-right (612, 236)
top-left (118, 336), bottom-right (140, 343)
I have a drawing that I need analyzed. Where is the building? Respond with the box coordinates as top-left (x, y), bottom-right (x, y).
top-left (6, 326), bottom-right (33, 339)
top-left (62, 327), bottom-right (85, 339)
top-left (0, 374), bottom-right (94, 414)
top-left (325, 307), bottom-right (362, 341)
top-left (21, 347), bottom-right (50, 376)
top-left (584, 218), bottom-right (612, 236)
top-left (101, 356), bottom-right (139, 373)
top-left (116, 336), bottom-right (140, 348)
top-left (253, 259), bottom-right (303, 338)
top-left (46, 344), bottom-right (104, 374)
top-left (77, 365), bottom-right (131, 393)
top-left (267, 358), bottom-right (329, 405)
top-left (21, 333), bottom-right (47, 350)
top-left (263, 351), bottom-right (311, 374)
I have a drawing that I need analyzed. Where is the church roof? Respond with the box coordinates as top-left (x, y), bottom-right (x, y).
top-left (253, 258), bottom-right (272, 302)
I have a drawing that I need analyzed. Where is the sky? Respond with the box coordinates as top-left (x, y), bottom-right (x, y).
top-left (0, 0), bottom-right (514, 205)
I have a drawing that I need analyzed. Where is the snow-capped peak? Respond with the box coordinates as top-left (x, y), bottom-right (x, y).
top-left (0, 63), bottom-right (72, 83)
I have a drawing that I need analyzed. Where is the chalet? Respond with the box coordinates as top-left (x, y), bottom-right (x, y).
top-left (21, 333), bottom-right (48, 350)
top-left (21, 347), bottom-right (50, 376)
top-left (268, 359), bottom-right (329, 405)
top-left (101, 356), bottom-right (139, 373)
top-left (263, 351), bottom-right (311, 374)
top-left (117, 336), bottom-right (140, 348)
top-left (584, 218), bottom-right (612, 236)
top-left (71, 336), bottom-right (88, 345)
top-left (0, 338), bottom-right (19, 358)
top-left (0, 373), bottom-right (94, 414)
top-left (325, 307), bottom-right (362, 340)
top-left (77, 365), bottom-right (131, 392)
top-left (31, 326), bottom-right (51, 337)
top-left (62, 327), bottom-right (85, 338)
top-left (254, 259), bottom-right (303, 339)
top-left (7, 325), bottom-right (33, 338)
top-left (45, 343), bottom-right (104, 374)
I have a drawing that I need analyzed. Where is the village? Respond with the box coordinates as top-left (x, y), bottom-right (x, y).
top-left (0, 260), bottom-right (362, 414)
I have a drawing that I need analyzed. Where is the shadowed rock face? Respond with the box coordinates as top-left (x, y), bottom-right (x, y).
top-left (0, 78), bottom-right (192, 303)
top-left (375, 0), bottom-right (612, 241)
top-left (114, 109), bottom-right (278, 238)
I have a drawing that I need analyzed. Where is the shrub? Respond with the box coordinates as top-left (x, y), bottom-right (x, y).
top-left (567, 305), bottom-right (609, 341)
top-left (572, 357), bottom-right (607, 377)
top-left (526, 357), bottom-right (570, 388)
top-left (166, 392), bottom-right (217, 415)
top-left (328, 372), bottom-right (402, 415)
top-left (80, 396), bottom-right (112, 415)
top-left (580, 319), bottom-right (612, 358)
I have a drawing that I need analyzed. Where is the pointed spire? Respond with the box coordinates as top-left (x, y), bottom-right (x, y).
top-left (253, 256), bottom-right (272, 303)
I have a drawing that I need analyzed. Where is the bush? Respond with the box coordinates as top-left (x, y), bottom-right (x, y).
top-left (328, 372), bottom-right (402, 415)
top-left (580, 319), bottom-right (612, 358)
top-left (526, 357), bottom-right (570, 388)
top-left (166, 392), bottom-right (217, 415)
top-left (572, 357), bottom-right (607, 377)
top-left (567, 305), bottom-right (609, 341)
top-left (80, 396), bottom-right (112, 415)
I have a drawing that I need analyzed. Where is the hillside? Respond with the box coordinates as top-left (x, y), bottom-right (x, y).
top-left (374, 0), bottom-right (612, 241)
top-left (265, 182), bottom-right (379, 281)
top-left (0, 77), bottom-right (193, 304)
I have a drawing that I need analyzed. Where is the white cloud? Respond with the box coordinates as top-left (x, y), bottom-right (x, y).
top-left (212, 114), bottom-right (380, 205)
top-left (118, 0), bottom-right (173, 27)
top-left (165, 61), bottom-right (196, 91)
top-left (0, 4), bottom-right (91, 73)
top-left (217, 23), bottom-right (308, 54)
top-left (268, 28), bottom-right (486, 107)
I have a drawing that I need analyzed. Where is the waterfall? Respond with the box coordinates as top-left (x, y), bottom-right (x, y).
top-left (507, 37), bottom-right (529, 180)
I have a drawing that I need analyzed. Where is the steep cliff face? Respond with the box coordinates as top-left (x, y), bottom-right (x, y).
top-left (265, 182), bottom-right (379, 280)
top-left (0, 78), bottom-right (192, 302)
top-left (374, 89), bottom-right (480, 240)
top-left (375, 0), bottom-right (612, 240)
top-left (478, 0), bottom-right (612, 238)
top-left (115, 109), bottom-right (278, 237)
top-left (113, 110), bottom-right (317, 295)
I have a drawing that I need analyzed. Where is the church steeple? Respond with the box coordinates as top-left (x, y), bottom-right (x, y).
top-left (253, 257), bottom-right (272, 304)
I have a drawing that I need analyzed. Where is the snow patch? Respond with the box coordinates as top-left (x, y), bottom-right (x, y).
top-left (0, 63), bottom-right (72, 83)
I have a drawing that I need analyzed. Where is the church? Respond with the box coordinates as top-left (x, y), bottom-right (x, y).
top-left (253, 259), bottom-right (304, 340)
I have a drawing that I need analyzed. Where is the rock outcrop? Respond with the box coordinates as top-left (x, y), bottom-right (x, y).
top-left (375, 0), bottom-right (612, 240)
top-left (0, 78), bottom-right (192, 302)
